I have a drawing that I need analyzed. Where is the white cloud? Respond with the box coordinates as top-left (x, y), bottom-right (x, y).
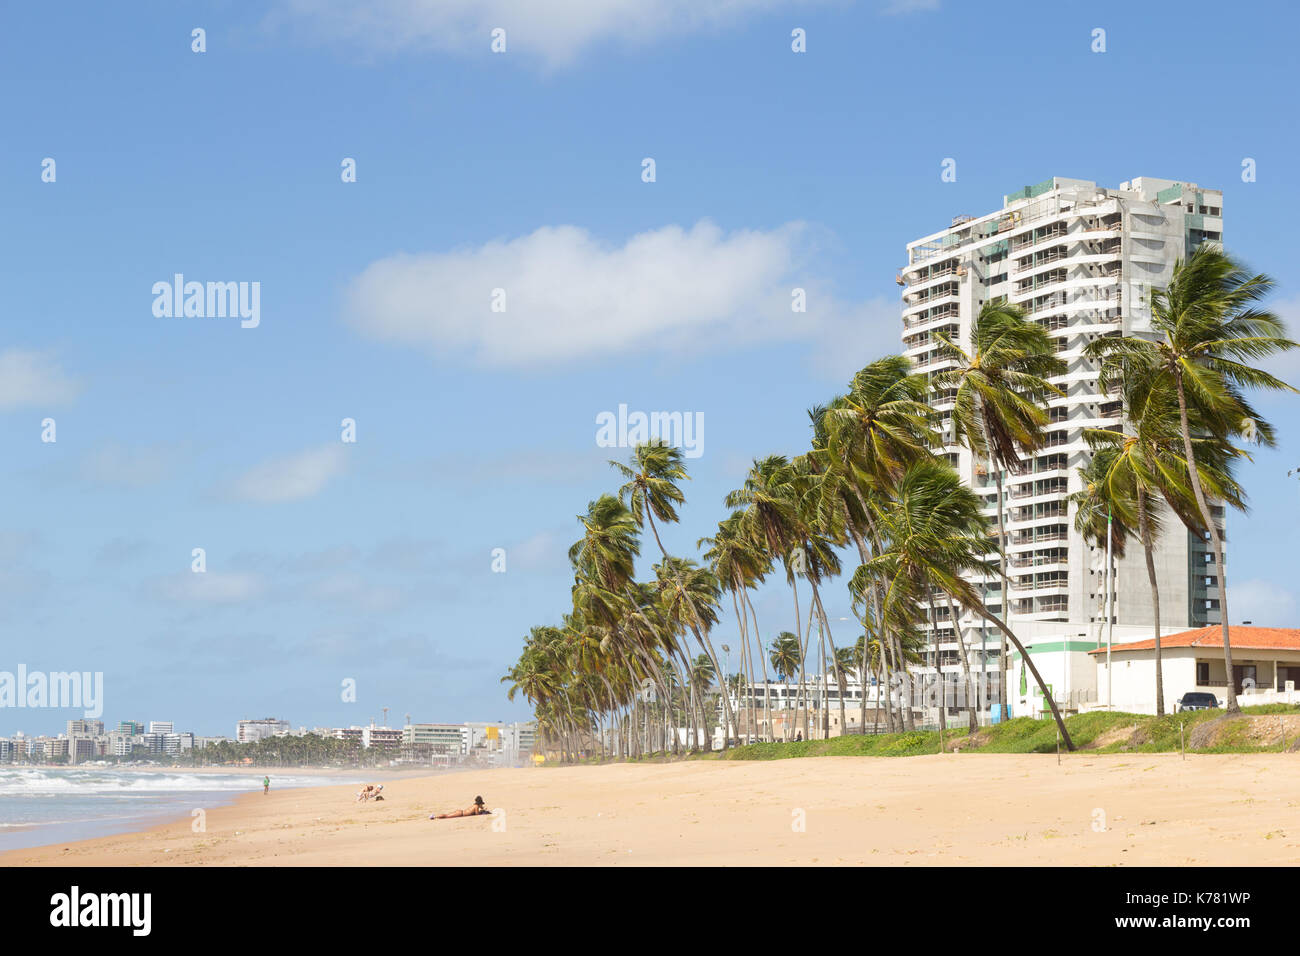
top-left (270, 0), bottom-right (831, 67)
top-left (152, 571), bottom-right (265, 604)
top-left (229, 445), bottom-right (348, 503)
top-left (345, 220), bottom-right (893, 375)
top-left (0, 349), bottom-right (80, 409)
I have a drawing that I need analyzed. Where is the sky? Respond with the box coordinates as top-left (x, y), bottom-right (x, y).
top-left (3, 0), bottom-right (1299, 737)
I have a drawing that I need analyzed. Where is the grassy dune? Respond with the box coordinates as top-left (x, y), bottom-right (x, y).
top-left (706, 705), bottom-right (1300, 759)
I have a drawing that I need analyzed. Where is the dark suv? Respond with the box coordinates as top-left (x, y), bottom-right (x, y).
top-left (1176, 692), bottom-right (1220, 712)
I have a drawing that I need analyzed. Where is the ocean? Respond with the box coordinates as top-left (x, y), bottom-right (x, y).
top-left (0, 767), bottom-right (352, 852)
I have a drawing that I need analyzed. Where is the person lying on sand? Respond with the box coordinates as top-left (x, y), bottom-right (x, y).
top-left (356, 784), bottom-right (384, 802)
top-left (431, 795), bottom-right (490, 819)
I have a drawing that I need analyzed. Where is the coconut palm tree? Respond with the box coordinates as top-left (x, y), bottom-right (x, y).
top-left (830, 645), bottom-right (858, 736)
top-left (700, 511), bottom-right (776, 743)
top-left (817, 357), bottom-right (938, 731)
top-left (613, 442), bottom-right (739, 747)
top-left (852, 461), bottom-right (1076, 749)
top-left (930, 300), bottom-right (1066, 719)
top-left (1086, 245), bottom-right (1296, 713)
top-left (1077, 376), bottom-right (1246, 715)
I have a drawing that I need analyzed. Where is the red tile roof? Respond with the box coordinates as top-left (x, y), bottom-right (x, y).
top-left (1089, 625), bottom-right (1300, 655)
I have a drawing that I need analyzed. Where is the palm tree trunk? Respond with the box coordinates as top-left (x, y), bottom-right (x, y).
top-left (743, 591), bottom-right (775, 742)
top-left (968, 599), bottom-right (1075, 750)
top-left (879, 622), bottom-right (897, 731)
top-left (1173, 375), bottom-right (1237, 713)
top-left (1137, 488), bottom-right (1165, 716)
top-left (809, 582), bottom-right (840, 739)
top-left (731, 588), bottom-right (751, 740)
top-left (644, 510), bottom-right (738, 748)
top-left (872, 662), bottom-right (882, 733)
top-left (857, 499), bottom-right (907, 730)
top-left (993, 466), bottom-right (1011, 721)
top-left (929, 592), bottom-right (947, 744)
top-left (846, 521), bottom-right (874, 736)
top-left (946, 593), bottom-right (980, 735)
top-left (788, 575), bottom-right (809, 740)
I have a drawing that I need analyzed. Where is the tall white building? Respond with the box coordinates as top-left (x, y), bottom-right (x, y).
top-left (898, 176), bottom-right (1226, 711)
top-left (236, 717), bottom-right (290, 743)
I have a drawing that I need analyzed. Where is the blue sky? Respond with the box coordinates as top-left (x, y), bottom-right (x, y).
top-left (3, 0), bottom-right (1299, 736)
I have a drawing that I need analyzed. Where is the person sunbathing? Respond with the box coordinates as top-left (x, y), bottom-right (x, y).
top-left (431, 795), bottom-right (490, 819)
top-left (356, 784), bottom-right (384, 802)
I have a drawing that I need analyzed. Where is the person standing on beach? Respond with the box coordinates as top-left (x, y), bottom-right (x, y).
top-left (263, 776), bottom-right (270, 795)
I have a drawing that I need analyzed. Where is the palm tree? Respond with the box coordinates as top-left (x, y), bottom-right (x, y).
top-left (1086, 246), bottom-right (1296, 713)
top-left (726, 456), bottom-right (811, 734)
top-left (852, 461), bottom-right (1076, 749)
top-left (613, 442), bottom-right (738, 748)
top-left (817, 356), bottom-right (938, 732)
top-left (700, 511), bottom-right (775, 743)
top-left (1078, 377), bottom-right (1247, 715)
top-left (830, 645), bottom-right (857, 736)
top-left (931, 300), bottom-right (1066, 719)
top-left (769, 631), bottom-right (800, 738)
top-left (687, 653), bottom-right (716, 748)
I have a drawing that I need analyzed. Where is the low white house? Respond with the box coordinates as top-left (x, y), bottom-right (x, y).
top-left (1091, 625), bottom-right (1300, 714)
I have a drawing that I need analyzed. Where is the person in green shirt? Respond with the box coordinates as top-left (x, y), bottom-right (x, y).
top-left (263, 776), bottom-right (270, 795)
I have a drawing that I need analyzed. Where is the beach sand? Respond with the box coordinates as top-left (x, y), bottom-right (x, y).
top-left (4, 753), bottom-right (1297, 866)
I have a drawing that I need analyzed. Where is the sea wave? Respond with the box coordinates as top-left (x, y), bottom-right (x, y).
top-left (0, 768), bottom-right (334, 796)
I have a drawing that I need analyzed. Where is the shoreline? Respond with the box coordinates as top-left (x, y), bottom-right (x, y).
top-left (3, 752), bottom-right (1298, 866)
top-left (0, 766), bottom-right (435, 854)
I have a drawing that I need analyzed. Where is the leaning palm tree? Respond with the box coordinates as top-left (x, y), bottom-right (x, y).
top-left (700, 511), bottom-right (775, 743)
top-left (818, 356), bottom-right (938, 732)
top-left (1086, 245), bottom-right (1296, 713)
top-left (613, 442), bottom-right (738, 747)
top-left (931, 300), bottom-right (1066, 719)
top-left (1079, 375), bottom-right (1247, 715)
top-left (852, 461), bottom-right (1075, 749)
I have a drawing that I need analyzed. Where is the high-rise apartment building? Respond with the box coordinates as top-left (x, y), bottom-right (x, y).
top-left (236, 717), bottom-right (290, 743)
top-left (899, 177), bottom-right (1226, 702)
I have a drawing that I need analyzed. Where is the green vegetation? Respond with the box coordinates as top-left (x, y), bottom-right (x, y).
top-left (699, 706), bottom-right (1300, 759)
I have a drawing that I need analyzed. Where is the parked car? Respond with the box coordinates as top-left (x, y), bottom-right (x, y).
top-left (1176, 692), bottom-right (1221, 712)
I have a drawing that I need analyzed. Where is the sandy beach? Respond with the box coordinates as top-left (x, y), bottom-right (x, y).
top-left (3, 753), bottom-right (1297, 866)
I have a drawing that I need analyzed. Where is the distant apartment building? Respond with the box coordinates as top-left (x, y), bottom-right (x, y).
top-left (69, 737), bottom-right (96, 764)
top-left (33, 737), bottom-right (69, 761)
top-left (0, 739), bottom-right (13, 763)
top-left (67, 719), bottom-right (105, 737)
top-left (148, 721), bottom-right (174, 735)
top-left (117, 721), bottom-right (145, 735)
top-left (403, 723), bottom-right (467, 755)
top-left (162, 732), bottom-right (192, 756)
top-left (236, 718), bottom-right (290, 743)
top-left (898, 176), bottom-right (1227, 714)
